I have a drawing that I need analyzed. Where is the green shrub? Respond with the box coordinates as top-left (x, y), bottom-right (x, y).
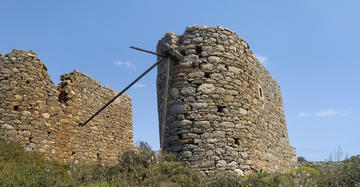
top-left (1, 138), bottom-right (359, 186)
top-left (0, 138), bottom-right (48, 186)
top-left (109, 141), bottom-right (205, 186)
top-left (314, 155), bottom-right (360, 187)
top-left (0, 138), bottom-right (98, 186)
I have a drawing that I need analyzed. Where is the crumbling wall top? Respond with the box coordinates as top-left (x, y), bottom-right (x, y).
top-left (0, 49), bottom-right (134, 165)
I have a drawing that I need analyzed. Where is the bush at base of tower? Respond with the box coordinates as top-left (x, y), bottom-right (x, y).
top-left (1, 138), bottom-right (359, 186)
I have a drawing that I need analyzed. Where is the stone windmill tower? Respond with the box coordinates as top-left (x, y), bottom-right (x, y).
top-left (156, 26), bottom-right (296, 175)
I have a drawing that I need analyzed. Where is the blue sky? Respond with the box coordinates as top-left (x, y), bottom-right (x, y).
top-left (1, 0), bottom-right (359, 161)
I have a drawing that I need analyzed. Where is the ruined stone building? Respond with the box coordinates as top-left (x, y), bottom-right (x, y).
top-left (157, 26), bottom-right (296, 175)
top-left (1, 26), bottom-right (296, 174)
top-left (0, 49), bottom-right (134, 165)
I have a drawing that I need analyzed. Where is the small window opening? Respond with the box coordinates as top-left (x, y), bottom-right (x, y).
top-left (205, 72), bottom-right (211, 78)
top-left (178, 134), bottom-right (183, 139)
top-left (234, 138), bottom-right (239, 145)
top-left (259, 87), bottom-right (263, 98)
top-left (29, 137), bottom-right (33, 143)
top-left (47, 131), bottom-right (51, 135)
top-left (13, 106), bottom-right (19, 111)
top-left (179, 49), bottom-right (185, 56)
top-left (97, 153), bottom-right (101, 158)
top-left (195, 46), bottom-right (202, 55)
top-left (217, 106), bottom-right (226, 113)
top-left (26, 80), bottom-right (30, 84)
top-left (72, 151), bottom-right (76, 155)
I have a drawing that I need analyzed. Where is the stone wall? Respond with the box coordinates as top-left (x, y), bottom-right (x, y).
top-left (0, 49), bottom-right (134, 165)
top-left (157, 26), bottom-right (297, 175)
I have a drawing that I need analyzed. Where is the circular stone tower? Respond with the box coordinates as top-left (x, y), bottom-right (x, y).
top-left (156, 26), bottom-right (296, 175)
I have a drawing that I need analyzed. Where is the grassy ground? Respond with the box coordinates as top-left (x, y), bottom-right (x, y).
top-left (0, 138), bottom-right (359, 186)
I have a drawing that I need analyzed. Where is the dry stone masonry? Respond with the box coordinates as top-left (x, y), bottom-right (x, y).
top-left (0, 49), bottom-right (134, 165)
top-left (157, 26), bottom-right (297, 175)
top-left (0, 26), bottom-right (296, 175)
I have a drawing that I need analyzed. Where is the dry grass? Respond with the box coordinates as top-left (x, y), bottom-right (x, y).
top-left (0, 139), bottom-right (359, 187)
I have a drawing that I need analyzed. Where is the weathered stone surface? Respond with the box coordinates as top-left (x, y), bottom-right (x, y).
top-left (197, 84), bottom-right (215, 94)
top-left (192, 103), bottom-right (208, 109)
top-left (170, 88), bottom-right (179, 98)
top-left (14, 95), bottom-right (23, 100)
top-left (0, 49), bottom-right (134, 165)
top-left (2, 124), bottom-right (14, 130)
top-left (42, 113), bottom-right (50, 119)
top-left (157, 26), bottom-right (296, 175)
top-left (228, 161), bottom-right (238, 168)
top-left (181, 86), bottom-right (196, 96)
top-left (188, 71), bottom-right (204, 78)
top-left (22, 111), bottom-right (31, 117)
top-left (207, 56), bottom-right (221, 63)
top-left (194, 121), bottom-right (210, 127)
top-left (200, 63), bottom-right (213, 71)
top-left (180, 119), bottom-right (192, 126)
top-left (169, 104), bottom-right (187, 114)
top-left (182, 151), bottom-right (192, 157)
top-left (239, 108), bottom-right (247, 115)
top-left (235, 169), bottom-right (244, 176)
top-left (217, 160), bottom-right (227, 167)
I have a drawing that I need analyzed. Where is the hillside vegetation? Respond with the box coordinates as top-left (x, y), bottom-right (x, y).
top-left (0, 138), bottom-right (359, 186)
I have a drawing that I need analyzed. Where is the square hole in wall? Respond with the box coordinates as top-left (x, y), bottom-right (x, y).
top-left (205, 72), bottom-right (212, 78)
top-left (234, 138), bottom-right (239, 145)
top-left (217, 106), bottom-right (227, 113)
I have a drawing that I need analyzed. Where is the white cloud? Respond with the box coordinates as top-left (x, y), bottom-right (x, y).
top-left (114, 60), bottom-right (136, 71)
top-left (114, 61), bottom-right (132, 67)
top-left (315, 109), bottom-right (337, 117)
top-left (133, 83), bottom-right (146, 88)
top-left (298, 109), bottom-right (350, 118)
top-left (340, 110), bottom-right (350, 117)
top-left (298, 112), bottom-right (309, 118)
top-left (255, 54), bottom-right (268, 65)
